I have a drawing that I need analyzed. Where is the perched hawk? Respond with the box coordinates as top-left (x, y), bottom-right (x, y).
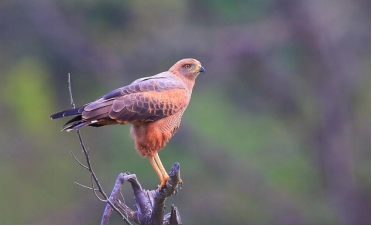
top-left (51, 59), bottom-right (204, 189)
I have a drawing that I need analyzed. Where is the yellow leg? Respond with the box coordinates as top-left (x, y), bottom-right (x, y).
top-left (154, 152), bottom-right (169, 180)
top-left (148, 156), bottom-right (163, 184)
top-left (154, 153), bottom-right (169, 190)
top-left (151, 153), bottom-right (183, 189)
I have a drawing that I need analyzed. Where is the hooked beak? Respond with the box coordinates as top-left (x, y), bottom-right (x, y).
top-left (199, 66), bottom-right (205, 73)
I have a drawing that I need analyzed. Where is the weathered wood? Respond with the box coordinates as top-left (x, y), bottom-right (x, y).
top-left (101, 164), bottom-right (182, 225)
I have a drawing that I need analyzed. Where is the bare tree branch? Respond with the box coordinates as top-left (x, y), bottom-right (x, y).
top-left (163, 205), bottom-right (182, 225)
top-left (68, 73), bottom-right (75, 109)
top-left (150, 163), bottom-right (181, 225)
top-left (101, 173), bottom-right (139, 225)
top-left (117, 166), bottom-right (182, 225)
top-left (70, 151), bottom-right (89, 170)
top-left (68, 73), bottom-right (132, 225)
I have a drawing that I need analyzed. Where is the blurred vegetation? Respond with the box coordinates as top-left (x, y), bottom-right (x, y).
top-left (0, 0), bottom-right (370, 224)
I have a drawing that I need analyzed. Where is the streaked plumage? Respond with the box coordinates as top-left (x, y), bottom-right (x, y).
top-left (51, 58), bottom-right (204, 189)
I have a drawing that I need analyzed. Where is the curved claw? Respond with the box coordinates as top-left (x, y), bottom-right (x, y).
top-left (158, 176), bottom-right (169, 190)
top-left (158, 177), bottom-right (183, 190)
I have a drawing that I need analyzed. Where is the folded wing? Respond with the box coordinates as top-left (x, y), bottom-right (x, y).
top-left (82, 75), bottom-right (188, 125)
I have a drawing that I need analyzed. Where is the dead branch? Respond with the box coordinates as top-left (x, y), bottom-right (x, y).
top-left (100, 165), bottom-right (182, 225)
top-left (67, 74), bottom-right (182, 224)
top-left (68, 73), bottom-right (132, 225)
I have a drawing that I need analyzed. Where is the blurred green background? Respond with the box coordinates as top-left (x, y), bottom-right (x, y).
top-left (0, 0), bottom-right (370, 224)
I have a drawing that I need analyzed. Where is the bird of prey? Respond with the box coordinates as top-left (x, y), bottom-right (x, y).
top-left (51, 58), bottom-right (204, 189)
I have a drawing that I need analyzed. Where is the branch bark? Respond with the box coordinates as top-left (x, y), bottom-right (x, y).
top-left (101, 164), bottom-right (182, 225)
top-left (150, 163), bottom-right (181, 225)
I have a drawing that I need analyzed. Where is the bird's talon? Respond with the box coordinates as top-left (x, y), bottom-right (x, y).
top-left (158, 176), bottom-right (169, 190)
top-left (179, 179), bottom-right (183, 189)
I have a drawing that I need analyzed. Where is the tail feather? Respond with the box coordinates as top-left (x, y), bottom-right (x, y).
top-left (60, 115), bottom-right (92, 131)
top-left (51, 105), bottom-right (105, 131)
top-left (50, 106), bottom-right (84, 119)
top-left (66, 122), bottom-right (92, 132)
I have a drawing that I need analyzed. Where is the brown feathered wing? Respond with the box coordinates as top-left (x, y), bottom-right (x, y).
top-left (59, 73), bottom-right (189, 130)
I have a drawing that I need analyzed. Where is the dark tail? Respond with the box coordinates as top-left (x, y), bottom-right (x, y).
top-left (61, 115), bottom-right (92, 131)
top-left (50, 106), bottom-right (91, 131)
top-left (50, 106), bottom-right (84, 119)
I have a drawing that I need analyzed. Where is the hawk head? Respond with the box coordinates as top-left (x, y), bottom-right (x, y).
top-left (169, 58), bottom-right (205, 79)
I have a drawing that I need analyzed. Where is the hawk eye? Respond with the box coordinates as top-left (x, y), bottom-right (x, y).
top-left (184, 64), bottom-right (191, 69)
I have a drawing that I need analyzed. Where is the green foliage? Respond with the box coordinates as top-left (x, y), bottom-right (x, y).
top-left (2, 58), bottom-right (54, 135)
